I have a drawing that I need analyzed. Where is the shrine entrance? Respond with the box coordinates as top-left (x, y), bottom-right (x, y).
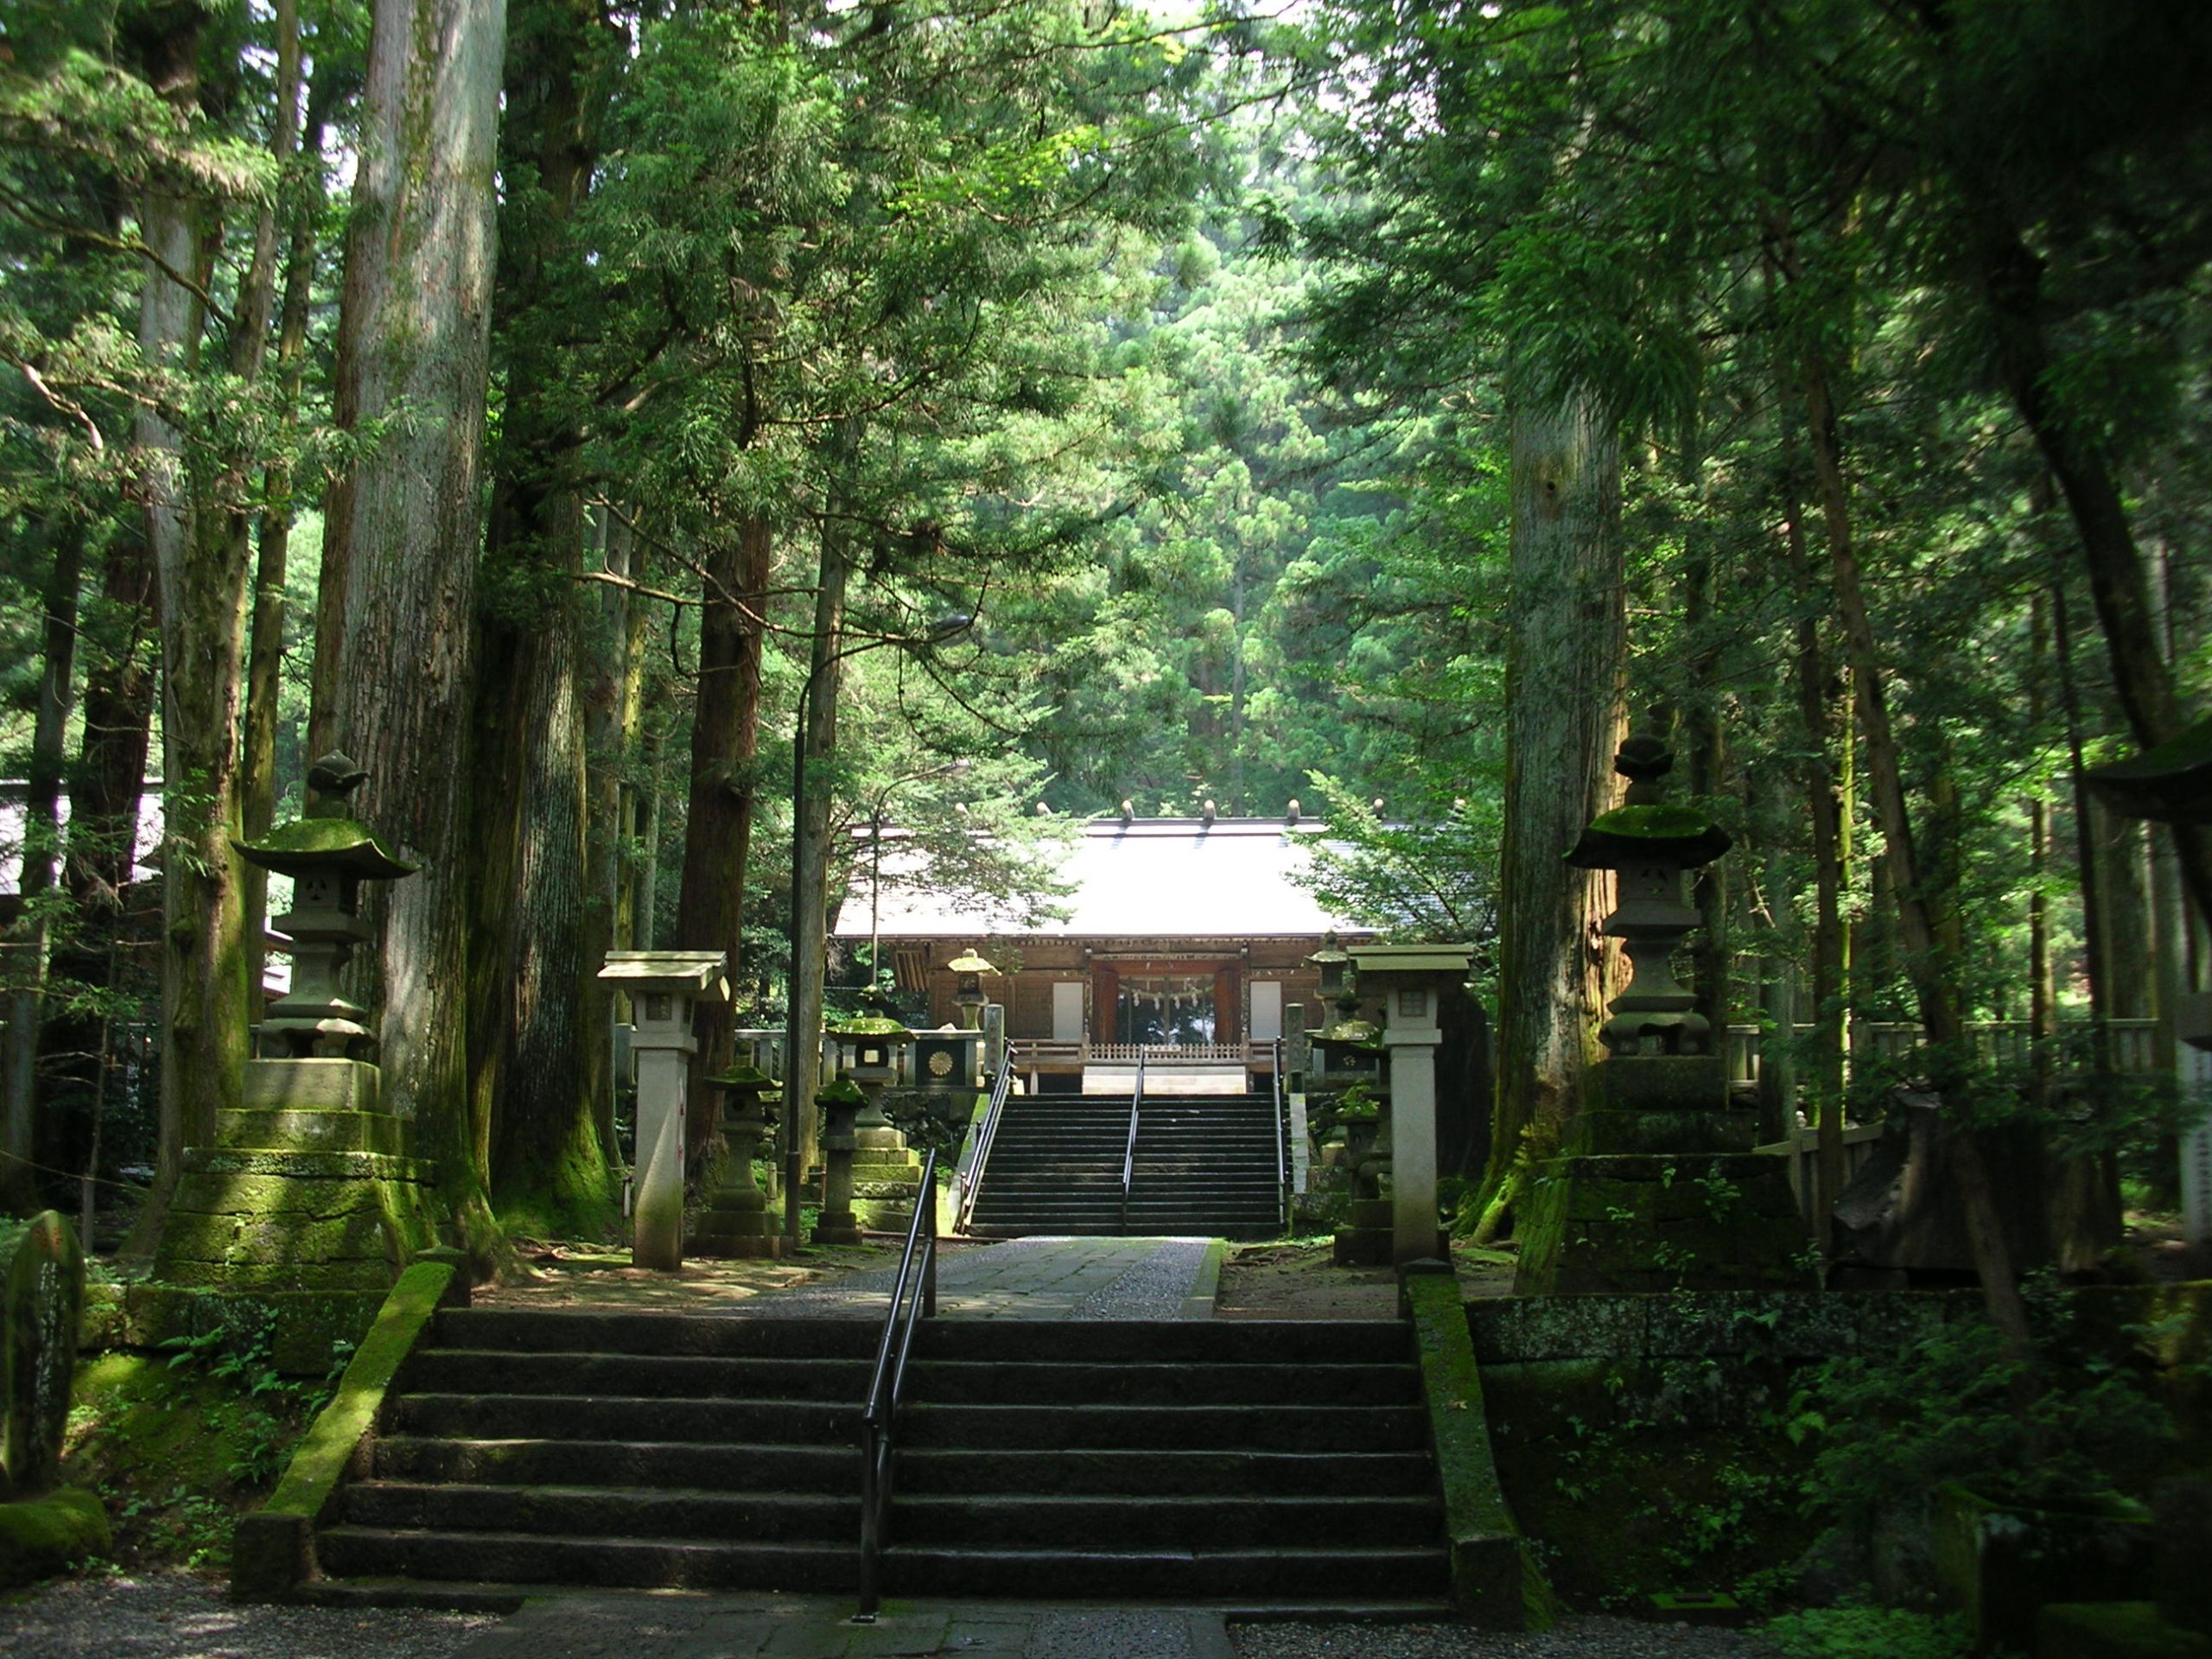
top-left (1090, 956), bottom-right (1241, 1060)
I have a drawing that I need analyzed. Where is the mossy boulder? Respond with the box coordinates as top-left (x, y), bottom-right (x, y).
top-left (3, 1211), bottom-right (86, 1499)
top-left (0, 1486), bottom-right (109, 1586)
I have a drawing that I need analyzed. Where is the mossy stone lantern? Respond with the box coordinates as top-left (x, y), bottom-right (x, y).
top-left (1566, 736), bottom-right (1732, 1057)
top-left (812, 1075), bottom-right (869, 1247)
top-left (947, 948), bottom-right (996, 1032)
top-left (694, 1065), bottom-right (779, 1258)
top-left (829, 1006), bottom-right (912, 1128)
top-left (235, 752), bottom-right (417, 1060)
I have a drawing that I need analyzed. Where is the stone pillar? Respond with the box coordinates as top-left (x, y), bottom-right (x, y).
top-left (1350, 945), bottom-right (1472, 1268)
top-left (2, 1211), bottom-right (84, 1498)
top-left (982, 1003), bottom-right (1006, 1077)
top-left (2177, 993), bottom-right (2212, 1270)
top-left (598, 951), bottom-right (728, 1271)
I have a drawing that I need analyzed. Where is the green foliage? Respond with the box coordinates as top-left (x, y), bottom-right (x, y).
top-left (1787, 1287), bottom-right (2177, 1538)
top-left (1763, 1605), bottom-right (1973, 1659)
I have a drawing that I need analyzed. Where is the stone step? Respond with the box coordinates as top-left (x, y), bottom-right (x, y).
top-left (315, 1528), bottom-right (855, 1592)
top-left (896, 1446), bottom-right (1435, 1498)
top-left (429, 1311), bottom-right (878, 1359)
top-left (887, 1493), bottom-right (1440, 1550)
top-left (341, 1482), bottom-right (856, 1540)
top-left (400, 1351), bottom-right (875, 1399)
top-left (899, 1402), bottom-right (1425, 1453)
top-left (911, 1319), bottom-right (1405, 1364)
top-left (906, 1358), bottom-right (1416, 1407)
top-left (388, 1393), bottom-right (857, 1445)
top-left (878, 1544), bottom-right (1449, 1601)
top-left (372, 1437), bottom-right (851, 1491)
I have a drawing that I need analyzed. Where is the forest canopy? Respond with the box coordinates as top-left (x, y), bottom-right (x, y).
top-left (0, 0), bottom-right (2205, 1274)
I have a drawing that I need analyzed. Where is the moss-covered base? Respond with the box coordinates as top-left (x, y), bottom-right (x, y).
top-left (0, 1485), bottom-right (110, 1586)
top-left (2037, 1600), bottom-right (2212, 1658)
top-left (114, 1286), bottom-right (398, 1377)
top-left (1513, 1150), bottom-right (1808, 1294)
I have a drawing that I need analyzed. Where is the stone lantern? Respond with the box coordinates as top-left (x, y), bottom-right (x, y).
top-left (1564, 735), bottom-right (1732, 1057)
top-left (149, 752), bottom-right (442, 1357)
top-left (597, 950), bottom-right (728, 1270)
top-left (812, 1075), bottom-right (870, 1246)
top-left (826, 1009), bottom-right (921, 1235)
top-left (1513, 736), bottom-right (1802, 1294)
top-left (239, 752), bottom-right (417, 1063)
top-left (1350, 943), bottom-right (1473, 1268)
top-left (947, 948), bottom-right (996, 1031)
top-left (693, 1065), bottom-right (779, 1258)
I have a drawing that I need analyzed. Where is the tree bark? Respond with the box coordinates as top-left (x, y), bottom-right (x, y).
top-left (476, 0), bottom-right (616, 1231)
top-left (675, 517), bottom-right (772, 1160)
top-left (1804, 355), bottom-right (2034, 1362)
top-left (3, 522), bottom-right (82, 1214)
top-left (243, 11), bottom-right (333, 1011)
top-left (785, 523), bottom-right (853, 1181)
top-left (315, 0), bottom-right (509, 1270)
top-left (1476, 388), bottom-right (1623, 1244)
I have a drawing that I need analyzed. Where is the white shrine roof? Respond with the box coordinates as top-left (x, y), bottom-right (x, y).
top-left (833, 817), bottom-right (1373, 942)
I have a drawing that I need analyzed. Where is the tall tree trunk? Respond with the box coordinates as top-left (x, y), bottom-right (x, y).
top-left (1777, 428), bottom-right (1849, 1241)
top-left (1476, 388), bottom-right (1623, 1244)
top-left (1966, 218), bottom-right (2212, 935)
top-left (124, 0), bottom-right (252, 1255)
top-left (477, 0), bottom-right (616, 1231)
top-left (675, 518), bottom-right (772, 1162)
top-left (3, 523), bottom-right (82, 1214)
top-left (243, 18), bottom-right (334, 1012)
top-left (785, 520), bottom-right (853, 1184)
top-left (1679, 518), bottom-right (1729, 1039)
top-left (38, 533), bottom-right (159, 1193)
top-left (315, 0), bottom-right (509, 1271)
top-left (1803, 356), bottom-right (2033, 1362)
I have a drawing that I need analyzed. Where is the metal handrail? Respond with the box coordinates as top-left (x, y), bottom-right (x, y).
top-left (954, 1052), bottom-right (1018, 1236)
top-left (1119, 1049), bottom-right (1146, 1236)
top-left (856, 1144), bottom-right (940, 1621)
top-left (1271, 1036), bottom-right (1290, 1235)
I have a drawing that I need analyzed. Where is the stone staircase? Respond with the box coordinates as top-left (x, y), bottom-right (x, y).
top-left (300, 1307), bottom-right (1449, 1612)
top-left (965, 1093), bottom-right (1284, 1239)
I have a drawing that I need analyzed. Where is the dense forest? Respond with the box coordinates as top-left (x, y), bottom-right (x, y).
top-left (1, 0), bottom-right (2207, 1279)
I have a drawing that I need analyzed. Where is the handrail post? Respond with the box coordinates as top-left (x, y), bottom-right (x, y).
top-left (1121, 1050), bottom-right (1145, 1236)
top-left (1273, 1035), bottom-right (1290, 1234)
top-left (924, 1162), bottom-right (938, 1319)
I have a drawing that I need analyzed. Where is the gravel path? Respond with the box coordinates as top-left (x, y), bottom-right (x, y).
top-left (0, 1571), bottom-right (495, 1659)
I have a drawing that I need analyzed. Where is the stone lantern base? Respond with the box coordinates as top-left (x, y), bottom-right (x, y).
top-left (143, 1058), bottom-right (444, 1367)
top-left (850, 1127), bottom-right (925, 1233)
top-left (1512, 1057), bottom-right (1807, 1295)
top-left (692, 1190), bottom-right (781, 1258)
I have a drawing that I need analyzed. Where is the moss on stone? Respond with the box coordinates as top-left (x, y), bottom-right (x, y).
top-left (235, 817), bottom-right (415, 877)
top-left (1404, 1272), bottom-right (1556, 1630)
top-left (2037, 1600), bottom-right (2212, 1658)
top-left (233, 1261), bottom-right (454, 1600)
top-left (0, 1485), bottom-right (109, 1586)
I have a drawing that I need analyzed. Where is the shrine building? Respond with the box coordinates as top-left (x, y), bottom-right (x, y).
top-left (832, 811), bottom-right (1376, 1091)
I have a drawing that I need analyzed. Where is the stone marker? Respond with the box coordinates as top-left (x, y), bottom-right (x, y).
top-left (2, 1211), bottom-right (85, 1499)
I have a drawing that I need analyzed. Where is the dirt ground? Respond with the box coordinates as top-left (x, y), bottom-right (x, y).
top-left (1212, 1236), bottom-right (1518, 1319)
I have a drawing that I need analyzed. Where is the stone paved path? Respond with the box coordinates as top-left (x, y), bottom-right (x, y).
top-left (752, 1234), bottom-right (1221, 1321)
top-left (449, 1596), bottom-right (1234, 1659)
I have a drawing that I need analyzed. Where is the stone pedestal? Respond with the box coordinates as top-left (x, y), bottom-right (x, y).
top-left (851, 1128), bottom-right (924, 1233)
top-left (600, 950), bottom-right (728, 1271)
top-left (1513, 1057), bottom-right (1805, 1294)
top-left (150, 1058), bottom-right (442, 1299)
